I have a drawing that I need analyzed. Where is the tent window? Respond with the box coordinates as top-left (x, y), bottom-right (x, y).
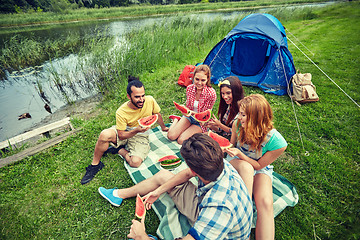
top-left (231, 38), bottom-right (273, 76)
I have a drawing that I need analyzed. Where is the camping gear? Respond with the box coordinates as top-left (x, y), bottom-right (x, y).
top-left (178, 65), bottom-right (196, 87)
top-left (203, 13), bottom-right (296, 95)
top-left (124, 125), bottom-right (299, 239)
top-left (291, 71), bottom-right (319, 104)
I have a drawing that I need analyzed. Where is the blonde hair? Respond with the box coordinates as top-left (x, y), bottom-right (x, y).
top-left (236, 94), bottom-right (274, 152)
top-left (193, 64), bottom-right (212, 87)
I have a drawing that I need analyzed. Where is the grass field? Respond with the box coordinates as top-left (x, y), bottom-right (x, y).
top-left (0, 1), bottom-right (359, 239)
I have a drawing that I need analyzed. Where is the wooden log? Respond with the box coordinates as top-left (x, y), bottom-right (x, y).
top-left (0, 128), bottom-right (79, 168)
top-left (0, 117), bottom-right (72, 150)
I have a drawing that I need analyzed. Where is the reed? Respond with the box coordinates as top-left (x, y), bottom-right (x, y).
top-left (0, 0), bottom-right (327, 31)
top-left (0, 28), bottom-right (112, 79)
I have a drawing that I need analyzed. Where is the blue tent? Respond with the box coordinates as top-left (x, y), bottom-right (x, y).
top-left (203, 13), bottom-right (296, 95)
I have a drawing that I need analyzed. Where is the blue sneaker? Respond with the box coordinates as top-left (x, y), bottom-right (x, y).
top-left (98, 187), bottom-right (123, 207)
top-left (130, 234), bottom-right (158, 240)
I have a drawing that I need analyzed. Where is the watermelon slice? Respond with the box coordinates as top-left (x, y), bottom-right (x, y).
top-left (158, 155), bottom-right (182, 170)
top-left (194, 109), bottom-right (212, 123)
top-left (138, 114), bottom-right (158, 128)
top-left (208, 130), bottom-right (233, 149)
top-left (135, 193), bottom-right (146, 221)
top-left (161, 160), bottom-right (182, 170)
top-left (173, 101), bottom-right (191, 117)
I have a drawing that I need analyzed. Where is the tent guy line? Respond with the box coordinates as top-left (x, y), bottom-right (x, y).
top-left (287, 36), bottom-right (360, 108)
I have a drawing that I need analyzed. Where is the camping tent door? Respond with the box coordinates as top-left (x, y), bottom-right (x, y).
top-left (230, 36), bottom-right (274, 77)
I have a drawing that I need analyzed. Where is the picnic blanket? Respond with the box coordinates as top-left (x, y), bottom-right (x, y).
top-left (124, 125), bottom-right (299, 239)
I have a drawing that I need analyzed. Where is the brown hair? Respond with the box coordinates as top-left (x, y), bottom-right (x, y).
top-left (236, 94), bottom-right (274, 152)
top-left (193, 64), bottom-right (212, 87)
top-left (180, 133), bottom-right (223, 181)
top-left (218, 76), bottom-right (245, 125)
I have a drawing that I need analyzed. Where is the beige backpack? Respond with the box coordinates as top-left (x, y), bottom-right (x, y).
top-left (291, 71), bottom-right (319, 104)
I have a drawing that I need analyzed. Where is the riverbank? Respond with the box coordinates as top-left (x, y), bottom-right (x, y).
top-left (0, 1), bottom-right (359, 239)
top-left (0, 0), bottom-right (330, 33)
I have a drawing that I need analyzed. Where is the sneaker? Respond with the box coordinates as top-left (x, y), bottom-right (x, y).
top-left (129, 234), bottom-right (158, 240)
top-left (80, 161), bottom-right (104, 185)
top-left (103, 145), bottom-right (125, 157)
top-left (98, 187), bottom-right (123, 207)
top-left (169, 115), bottom-right (181, 121)
top-left (148, 234), bottom-right (158, 240)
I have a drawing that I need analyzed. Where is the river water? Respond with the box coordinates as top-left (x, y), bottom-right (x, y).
top-left (0, 2), bottom-right (335, 142)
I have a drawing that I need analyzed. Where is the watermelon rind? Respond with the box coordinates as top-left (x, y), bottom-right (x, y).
top-left (138, 114), bottom-right (158, 128)
top-left (173, 101), bottom-right (191, 117)
top-left (135, 194), bottom-right (146, 221)
top-left (208, 130), bottom-right (233, 149)
top-left (160, 159), bottom-right (181, 167)
top-left (194, 109), bottom-right (212, 123)
top-left (160, 161), bottom-right (182, 170)
top-left (159, 157), bottom-right (181, 165)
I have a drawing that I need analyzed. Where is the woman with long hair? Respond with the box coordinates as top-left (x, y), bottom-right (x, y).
top-left (206, 76), bottom-right (245, 140)
top-left (225, 94), bottom-right (287, 240)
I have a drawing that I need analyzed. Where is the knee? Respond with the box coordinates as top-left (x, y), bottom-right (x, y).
top-left (98, 129), bottom-right (115, 142)
top-left (238, 161), bottom-right (254, 176)
top-left (177, 138), bottom-right (184, 145)
top-left (231, 160), bottom-right (254, 176)
top-left (167, 131), bottom-right (178, 141)
top-left (129, 157), bottom-right (142, 168)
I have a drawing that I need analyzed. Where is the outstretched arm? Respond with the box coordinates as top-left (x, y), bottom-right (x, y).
top-left (156, 113), bottom-right (169, 132)
top-left (225, 146), bottom-right (286, 170)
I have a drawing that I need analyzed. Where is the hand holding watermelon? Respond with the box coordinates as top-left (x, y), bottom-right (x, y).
top-left (128, 217), bottom-right (146, 239)
top-left (136, 125), bottom-right (151, 133)
top-left (205, 114), bottom-right (220, 129)
top-left (143, 190), bottom-right (161, 210)
top-left (224, 147), bottom-right (246, 160)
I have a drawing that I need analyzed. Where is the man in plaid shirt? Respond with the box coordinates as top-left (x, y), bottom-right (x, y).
top-left (98, 133), bottom-right (253, 239)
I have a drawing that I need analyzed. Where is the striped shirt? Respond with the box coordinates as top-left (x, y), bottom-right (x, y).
top-left (188, 161), bottom-right (253, 240)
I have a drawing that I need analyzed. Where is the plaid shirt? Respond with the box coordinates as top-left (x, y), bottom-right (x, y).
top-left (185, 84), bottom-right (217, 132)
top-left (188, 161), bottom-right (253, 240)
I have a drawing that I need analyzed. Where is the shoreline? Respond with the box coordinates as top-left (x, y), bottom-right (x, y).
top-left (0, 94), bottom-right (103, 149)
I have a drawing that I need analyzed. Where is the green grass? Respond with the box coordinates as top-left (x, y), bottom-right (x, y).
top-left (1, 1), bottom-right (360, 239)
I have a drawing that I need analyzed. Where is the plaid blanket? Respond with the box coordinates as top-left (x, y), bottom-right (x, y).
top-left (124, 125), bottom-right (299, 239)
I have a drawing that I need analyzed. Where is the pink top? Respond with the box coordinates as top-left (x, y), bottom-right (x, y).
top-left (186, 84), bottom-right (217, 132)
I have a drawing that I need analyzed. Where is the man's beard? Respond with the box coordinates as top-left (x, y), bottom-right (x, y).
top-left (131, 98), bottom-right (144, 109)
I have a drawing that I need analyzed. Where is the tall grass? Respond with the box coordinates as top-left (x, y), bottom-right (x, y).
top-left (0, 0), bottom-right (328, 31)
top-left (0, 28), bottom-right (112, 78)
top-left (0, 1), bottom-right (359, 239)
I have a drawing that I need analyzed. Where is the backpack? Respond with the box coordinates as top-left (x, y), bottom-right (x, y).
top-left (291, 71), bottom-right (319, 104)
top-left (178, 65), bottom-right (196, 87)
